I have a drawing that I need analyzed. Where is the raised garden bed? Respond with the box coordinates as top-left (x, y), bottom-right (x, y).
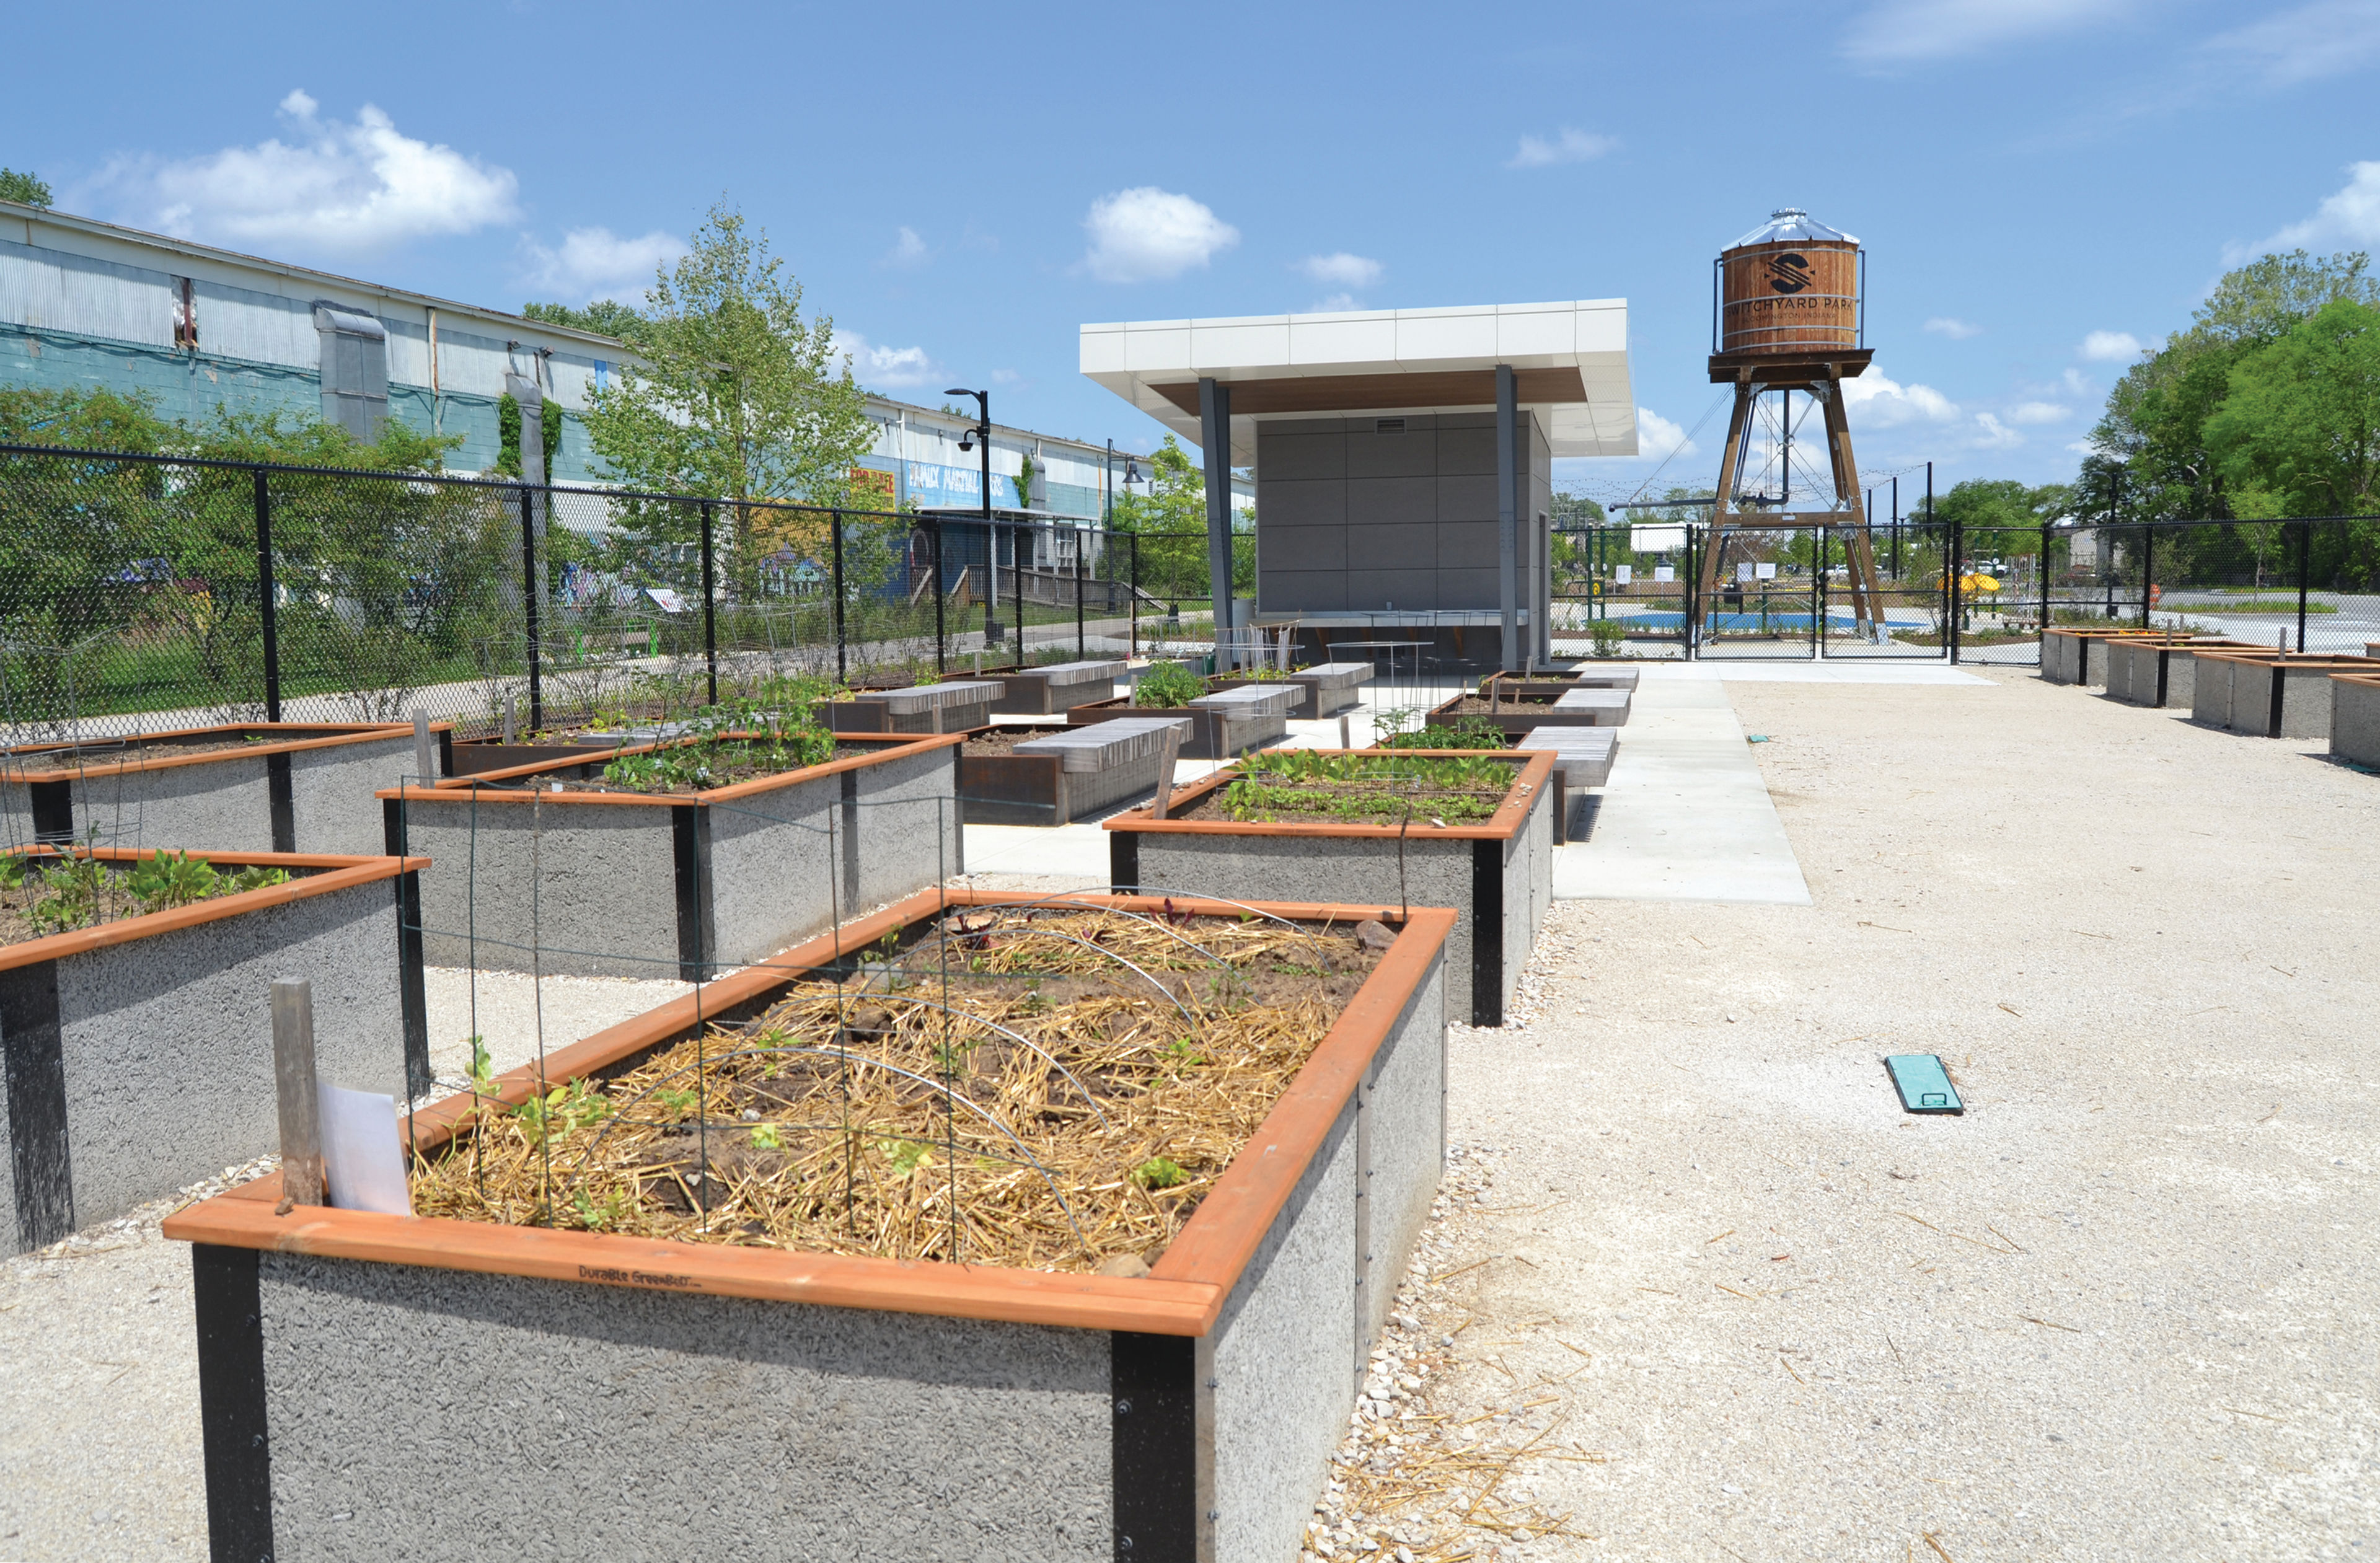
top-left (956, 716), bottom-right (1192, 826)
top-left (1070, 683), bottom-right (1298, 760)
top-left (977, 658), bottom-right (1126, 715)
top-left (1483, 666), bottom-right (1640, 694)
top-left (385, 731), bottom-right (962, 981)
top-left (1426, 685), bottom-right (1629, 740)
top-left (0, 723), bottom-right (443, 856)
top-left (1, 845), bottom-right (424, 1251)
top-left (1108, 747), bottom-right (1554, 1026)
top-left (818, 679), bottom-right (1003, 734)
top-left (163, 887), bottom-right (1452, 1563)
top-left (2042, 627), bottom-right (2188, 687)
top-left (1209, 662), bottom-right (1374, 718)
top-left (2100, 638), bottom-right (2269, 708)
top-left (1515, 726), bottom-right (1618, 845)
top-left (2190, 653), bottom-right (2379, 741)
top-left (2331, 672), bottom-right (2380, 767)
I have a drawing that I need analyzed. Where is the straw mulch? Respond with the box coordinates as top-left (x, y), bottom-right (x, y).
top-left (412, 906), bottom-right (1380, 1272)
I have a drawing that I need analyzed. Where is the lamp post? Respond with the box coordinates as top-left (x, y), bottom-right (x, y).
top-left (948, 387), bottom-right (995, 643)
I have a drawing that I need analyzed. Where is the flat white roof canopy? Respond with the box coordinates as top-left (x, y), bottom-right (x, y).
top-left (1080, 299), bottom-right (1636, 462)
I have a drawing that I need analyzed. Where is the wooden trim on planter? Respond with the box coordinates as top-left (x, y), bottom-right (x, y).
top-left (0, 722), bottom-right (446, 781)
top-left (0, 848), bottom-right (428, 977)
top-left (1101, 749), bottom-right (1554, 843)
top-left (162, 887), bottom-right (1458, 1339)
top-left (390, 732), bottom-right (961, 807)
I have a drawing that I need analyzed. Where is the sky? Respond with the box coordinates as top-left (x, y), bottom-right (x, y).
top-left (8, 0), bottom-right (2378, 505)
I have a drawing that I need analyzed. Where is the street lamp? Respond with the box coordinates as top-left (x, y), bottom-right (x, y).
top-left (948, 387), bottom-right (997, 643)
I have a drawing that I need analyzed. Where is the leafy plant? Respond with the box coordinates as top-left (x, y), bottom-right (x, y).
top-left (127, 850), bottom-right (218, 912)
top-left (748, 1122), bottom-right (785, 1151)
top-left (878, 1137), bottom-right (934, 1179)
top-left (515, 1078), bottom-right (610, 1145)
top-left (1133, 660), bottom-right (1207, 708)
top-left (1132, 1156), bottom-right (1188, 1190)
top-left (229, 865), bottom-right (293, 895)
top-left (599, 680), bottom-right (837, 792)
top-left (1589, 617), bottom-right (1626, 657)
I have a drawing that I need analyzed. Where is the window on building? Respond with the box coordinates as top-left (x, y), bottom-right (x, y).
top-left (171, 278), bottom-right (198, 352)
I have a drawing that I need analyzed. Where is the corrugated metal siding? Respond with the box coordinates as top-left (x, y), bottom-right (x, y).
top-left (191, 278), bottom-right (317, 367)
top-left (0, 237), bottom-right (175, 349)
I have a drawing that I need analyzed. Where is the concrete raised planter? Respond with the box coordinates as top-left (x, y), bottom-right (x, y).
top-left (2191, 653), bottom-right (2378, 740)
top-left (956, 716), bottom-right (1193, 826)
top-left (1515, 726), bottom-right (1618, 845)
top-left (1071, 684), bottom-right (1296, 760)
top-left (1106, 749), bottom-right (1554, 1026)
top-left (383, 734), bottom-right (961, 981)
top-left (980, 659), bottom-right (1125, 715)
top-left (1, 847), bottom-right (424, 1252)
top-left (1486, 668), bottom-right (1640, 695)
top-left (2042, 627), bottom-right (2176, 687)
top-left (0, 723), bottom-right (442, 855)
top-left (1214, 663), bottom-right (1374, 718)
top-left (2331, 673), bottom-right (2380, 767)
top-left (163, 886), bottom-right (1452, 1563)
top-left (820, 680), bottom-right (1002, 734)
top-left (1427, 687), bottom-right (1629, 740)
top-left (2101, 638), bottom-right (2266, 708)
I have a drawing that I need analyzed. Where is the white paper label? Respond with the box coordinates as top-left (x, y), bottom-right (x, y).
top-left (319, 1084), bottom-right (414, 1215)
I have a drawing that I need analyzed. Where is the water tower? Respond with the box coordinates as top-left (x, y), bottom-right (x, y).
top-left (1698, 208), bottom-right (1887, 640)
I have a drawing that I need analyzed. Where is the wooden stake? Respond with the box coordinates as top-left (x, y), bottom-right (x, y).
top-left (1338, 715), bottom-right (1352, 750)
top-left (272, 978), bottom-right (324, 1207)
top-left (412, 711), bottom-right (433, 784)
top-left (1150, 728), bottom-right (1182, 821)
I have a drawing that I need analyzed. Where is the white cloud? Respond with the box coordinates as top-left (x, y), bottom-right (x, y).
top-left (2204, 0), bottom-right (2380, 87)
top-left (1970, 412), bottom-right (2024, 449)
top-left (1081, 187), bottom-right (1238, 283)
top-left (2242, 159), bottom-right (2380, 257)
top-left (1924, 316), bottom-right (1983, 339)
top-left (833, 329), bottom-right (943, 390)
top-left (884, 226), bottom-right (929, 268)
top-left (1635, 406), bottom-right (1698, 460)
top-left (96, 90), bottom-right (517, 253)
top-left (1841, 368), bottom-right (1959, 426)
top-left (1299, 252), bottom-right (1383, 289)
top-left (521, 227), bottom-right (684, 303)
top-left (1841, 0), bottom-right (2132, 64)
top-left (1310, 293), bottom-right (1364, 314)
top-left (1508, 128), bottom-right (1617, 169)
top-left (2006, 401), bottom-right (2069, 425)
top-left (2079, 329), bottom-right (2148, 362)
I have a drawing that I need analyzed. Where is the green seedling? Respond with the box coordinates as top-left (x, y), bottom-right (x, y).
top-left (748, 1122), bottom-right (785, 1151)
top-left (466, 1034), bottom-right (495, 1091)
top-left (228, 865), bottom-right (292, 895)
top-left (1132, 1156), bottom-right (1188, 1190)
top-left (878, 1138), bottom-right (933, 1179)
top-left (128, 850), bottom-right (218, 912)
top-left (1161, 1036), bottom-right (1205, 1070)
top-left (1133, 661), bottom-right (1207, 708)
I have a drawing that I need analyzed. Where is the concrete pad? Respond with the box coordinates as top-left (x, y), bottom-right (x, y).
top-left (1553, 676), bottom-right (1815, 906)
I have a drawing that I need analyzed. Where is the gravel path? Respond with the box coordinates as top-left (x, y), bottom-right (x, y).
top-left (1338, 669), bottom-right (2377, 1561)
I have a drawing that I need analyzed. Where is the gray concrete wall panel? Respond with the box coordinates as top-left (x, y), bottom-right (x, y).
top-left (2190, 656), bottom-right (2236, 729)
top-left (703, 779), bottom-right (840, 966)
top-left (411, 802), bottom-right (679, 978)
top-left (1261, 479), bottom-right (1349, 528)
top-left (45, 881), bottom-right (399, 1236)
top-left (285, 733), bottom-right (416, 855)
top-left (1346, 475), bottom-right (1439, 528)
top-left (253, 1253), bottom-right (1114, 1562)
top-left (1264, 525), bottom-right (1349, 573)
top-left (2332, 679), bottom-right (2380, 766)
top-left (1261, 431), bottom-right (1349, 481)
top-left (1346, 429), bottom-right (1438, 479)
top-left (67, 758), bottom-right (271, 853)
top-left (1346, 570), bottom-right (1437, 612)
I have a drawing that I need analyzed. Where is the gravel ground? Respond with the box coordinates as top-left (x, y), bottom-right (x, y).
top-left (1334, 670), bottom-right (2378, 1561)
top-left (6, 670), bottom-right (2371, 1561)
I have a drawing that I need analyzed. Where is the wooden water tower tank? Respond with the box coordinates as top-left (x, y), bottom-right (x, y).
top-left (1714, 208), bottom-right (1862, 358)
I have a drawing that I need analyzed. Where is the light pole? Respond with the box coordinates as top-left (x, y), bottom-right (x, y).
top-left (948, 387), bottom-right (995, 643)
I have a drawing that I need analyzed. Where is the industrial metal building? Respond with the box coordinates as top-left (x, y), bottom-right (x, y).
top-left (0, 198), bottom-right (1135, 522)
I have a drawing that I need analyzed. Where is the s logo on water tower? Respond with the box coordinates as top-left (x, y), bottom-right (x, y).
top-left (1766, 253), bottom-right (1812, 295)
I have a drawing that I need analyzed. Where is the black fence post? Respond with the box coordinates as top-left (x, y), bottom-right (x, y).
top-left (519, 485), bottom-right (542, 731)
top-left (931, 520), bottom-right (946, 675)
top-left (1683, 524), bottom-right (1698, 660)
top-left (1949, 515), bottom-right (1963, 665)
top-left (2296, 519), bottom-right (2311, 653)
top-left (699, 500), bottom-right (718, 707)
top-left (2039, 519), bottom-right (2052, 636)
top-left (2141, 524), bottom-right (2155, 630)
top-left (1129, 533), bottom-right (1141, 659)
top-left (831, 509), bottom-right (847, 686)
top-left (252, 469), bottom-right (281, 723)
top-left (1075, 531), bottom-right (1086, 658)
top-left (1813, 526), bottom-right (1827, 659)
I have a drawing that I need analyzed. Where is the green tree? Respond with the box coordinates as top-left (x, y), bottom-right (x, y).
top-left (0, 168), bottom-right (51, 207)
top-left (2203, 299), bottom-right (2380, 518)
top-left (581, 201), bottom-right (873, 559)
top-left (1013, 451), bottom-right (1037, 509)
top-left (519, 299), bottom-right (651, 345)
top-left (1107, 434), bottom-right (1251, 601)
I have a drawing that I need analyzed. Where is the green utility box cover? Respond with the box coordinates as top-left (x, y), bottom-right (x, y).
top-left (1885, 1054), bottom-right (1963, 1114)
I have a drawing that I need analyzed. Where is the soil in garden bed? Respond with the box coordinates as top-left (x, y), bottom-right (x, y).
top-left (411, 906), bottom-right (1391, 1271)
top-left (0, 853), bottom-right (316, 948)
top-left (1168, 754), bottom-right (1517, 826)
top-left (960, 726), bottom-right (1071, 757)
top-left (1, 733), bottom-right (290, 773)
top-left (503, 737), bottom-right (888, 796)
top-left (1440, 694), bottom-right (1564, 716)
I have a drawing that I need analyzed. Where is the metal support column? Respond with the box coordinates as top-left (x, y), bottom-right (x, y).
top-left (1496, 364), bottom-right (1518, 672)
top-left (1197, 377), bottom-right (1235, 669)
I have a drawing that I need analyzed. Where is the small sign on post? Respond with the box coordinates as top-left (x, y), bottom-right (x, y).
top-left (272, 978), bottom-right (324, 1207)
